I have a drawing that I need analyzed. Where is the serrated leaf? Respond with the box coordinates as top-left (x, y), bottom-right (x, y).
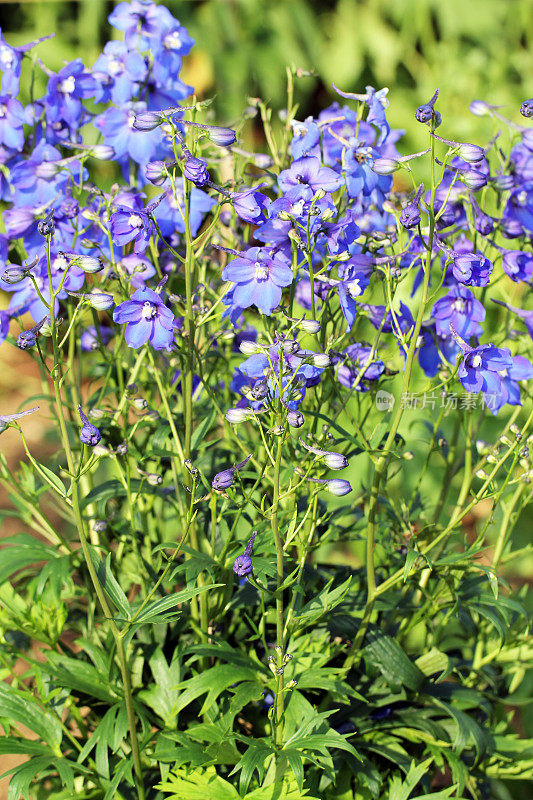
top-left (88, 547), bottom-right (131, 620)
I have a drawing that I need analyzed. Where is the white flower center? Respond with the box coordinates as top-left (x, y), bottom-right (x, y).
top-left (453, 299), bottom-right (465, 312)
top-left (58, 76), bottom-right (76, 95)
top-left (127, 111), bottom-right (136, 129)
top-left (108, 58), bottom-right (123, 76)
top-left (500, 368), bottom-right (508, 378)
top-left (0, 104), bottom-right (6, 118)
top-left (128, 213), bottom-right (143, 228)
top-left (254, 261), bottom-right (269, 280)
top-left (290, 200), bottom-right (305, 216)
top-left (164, 31), bottom-right (183, 49)
top-left (141, 301), bottom-right (157, 319)
top-left (346, 280), bottom-right (362, 299)
top-left (0, 47), bottom-right (14, 68)
top-left (472, 354), bottom-right (482, 368)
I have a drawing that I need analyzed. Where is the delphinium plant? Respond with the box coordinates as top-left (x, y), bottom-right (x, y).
top-left (0, 2), bottom-right (532, 799)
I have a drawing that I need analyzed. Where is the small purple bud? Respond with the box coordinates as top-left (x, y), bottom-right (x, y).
top-left (85, 292), bottom-right (115, 311)
top-left (325, 478), bottom-right (352, 496)
top-left (133, 111), bottom-right (163, 131)
top-left (371, 157), bottom-right (399, 175)
top-left (212, 467), bottom-right (235, 491)
top-left (460, 169), bottom-right (487, 190)
top-left (287, 410), bottom-right (304, 428)
top-left (146, 160), bottom-right (172, 186)
top-left (38, 211), bottom-right (55, 237)
top-left (205, 126), bottom-right (237, 146)
top-left (457, 143), bottom-right (485, 164)
top-left (90, 145), bottom-right (115, 160)
top-left (520, 99), bottom-right (533, 118)
top-left (415, 88), bottom-right (439, 123)
top-left (233, 531), bottom-right (257, 576)
top-left (491, 173), bottom-right (514, 191)
top-left (399, 184), bottom-right (424, 230)
top-left (2, 266), bottom-right (28, 284)
top-left (17, 317), bottom-right (46, 350)
top-left (183, 156), bottom-right (209, 187)
top-left (322, 452), bottom-right (349, 470)
top-left (77, 405), bottom-right (101, 447)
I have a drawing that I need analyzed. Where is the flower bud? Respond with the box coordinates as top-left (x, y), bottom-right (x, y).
top-left (183, 156), bottom-right (209, 187)
top-left (372, 157), bottom-right (399, 175)
top-left (469, 100), bottom-right (491, 117)
top-left (321, 451), bottom-right (348, 470)
top-left (287, 409), bottom-right (304, 428)
top-left (520, 98), bottom-right (533, 118)
top-left (239, 340), bottom-right (264, 355)
top-left (139, 470), bottom-right (162, 486)
top-left (460, 169), bottom-right (487, 190)
top-left (415, 88), bottom-right (439, 123)
top-left (457, 143), bottom-right (485, 163)
top-left (1, 266), bottom-right (28, 284)
top-left (35, 162), bottom-right (61, 179)
top-left (146, 160), bottom-right (171, 185)
top-left (325, 478), bottom-right (352, 496)
top-left (133, 111), bottom-right (163, 131)
top-left (226, 407), bottom-right (253, 423)
top-left (89, 145), bottom-right (115, 160)
top-left (299, 319), bottom-right (320, 334)
top-left (77, 405), bottom-right (101, 447)
top-left (205, 126), bottom-right (237, 146)
top-left (85, 292), bottom-right (115, 311)
top-left (310, 353), bottom-right (331, 367)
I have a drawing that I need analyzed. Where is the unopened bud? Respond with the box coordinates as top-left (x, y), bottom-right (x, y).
top-left (226, 407), bottom-right (253, 423)
top-left (239, 340), bottom-right (263, 355)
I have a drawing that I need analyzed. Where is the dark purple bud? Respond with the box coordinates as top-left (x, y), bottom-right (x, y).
top-left (212, 467), bottom-right (236, 491)
top-left (415, 88), bottom-right (439, 123)
top-left (183, 156), bottom-right (209, 187)
top-left (17, 317), bottom-right (46, 350)
top-left (77, 404), bottom-right (101, 447)
top-left (38, 211), bottom-right (55, 237)
top-left (116, 442), bottom-right (128, 455)
top-left (287, 409), bottom-right (304, 428)
top-left (520, 99), bottom-right (533, 118)
top-left (501, 217), bottom-right (523, 238)
top-left (233, 531), bottom-right (257, 576)
top-left (399, 184), bottom-right (424, 230)
top-left (133, 111), bottom-right (163, 131)
top-left (146, 160), bottom-right (172, 186)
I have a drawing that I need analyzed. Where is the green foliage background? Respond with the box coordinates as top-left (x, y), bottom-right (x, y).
top-left (2, 0), bottom-right (532, 155)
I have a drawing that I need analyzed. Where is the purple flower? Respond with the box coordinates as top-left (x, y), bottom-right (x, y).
top-left (91, 41), bottom-right (147, 105)
top-left (212, 455), bottom-right (251, 491)
top-left (110, 206), bottom-right (153, 254)
top-left (415, 88), bottom-right (439, 124)
top-left (494, 355), bottom-right (533, 412)
top-left (113, 287), bottom-right (175, 350)
top-left (233, 531), bottom-right (257, 576)
top-left (0, 30), bottom-right (52, 96)
top-left (0, 96), bottom-right (26, 150)
top-left (502, 250), bottom-right (533, 283)
top-left (77, 405), bottom-right (101, 446)
top-left (291, 119), bottom-right (320, 160)
top-left (119, 254), bottom-right (156, 288)
top-left (109, 0), bottom-right (175, 49)
top-left (432, 286), bottom-right (485, 340)
top-left (278, 156), bottom-right (342, 194)
top-left (222, 247), bottom-right (293, 315)
top-left (458, 343), bottom-right (512, 403)
top-left (183, 156), bottom-right (209, 187)
top-left (400, 185), bottom-right (424, 229)
top-left (80, 326), bottom-right (114, 351)
top-left (94, 102), bottom-right (161, 167)
top-left (450, 251), bottom-right (493, 287)
top-left (336, 343), bottom-right (385, 390)
top-left (44, 59), bottom-right (96, 129)
top-left (230, 184), bottom-right (269, 224)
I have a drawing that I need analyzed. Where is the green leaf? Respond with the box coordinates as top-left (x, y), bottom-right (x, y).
top-left (191, 408), bottom-right (217, 452)
top-left (364, 630), bottom-right (425, 692)
top-left (131, 583), bottom-right (223, 625)
top-left (88, 547), bottom-right (131, 620)
top-left (0, 534), bottom-right (60, 584)
top-left (0, 683), bottom-right (62, 752)
top-left (174, 663), bottom-right (259, 716)
top-left (80, 479), bottom-right (160, 512)
top-left (157, 765), bottom-right (240, 800)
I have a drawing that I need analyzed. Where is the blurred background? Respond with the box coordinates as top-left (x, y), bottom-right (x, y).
top-left (0, 1), bottom-right (531, 797)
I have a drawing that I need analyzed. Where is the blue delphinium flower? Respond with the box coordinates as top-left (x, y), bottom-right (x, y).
top-left (0, 29), bottom-right (52, 96)
top-left (493, 355), bottom-right (533, 412)
top-left (0, 96), bottom-right (27, 150)
top-left (94, 102), bottom-right (162, 168)
top-left (109, 0), bottom-right (174, 49)
top-left (183, 155), bottom-right (209, 187)
top-left (222, 247), bottom-right (293, 315)
top-left (400, 184), bottom-right (424, 229)
top-left (449, 251), bottom-right (493, 287)
top-left (229, 184), bottom-right (270, 225)
top-left (457, 342), bottom-right (512, 407)
top-left (77, 405), bottom-right (102, 446)
top-left (278, 156), bottom-right (342, 194)
top-left (233, 531), bottom-right (257, 576)
top-left (336, 343), bottom-right (385, 391)
top-left (91, 41), bottom-right (147, 104)
top-left (110, 206), bottom-right (153, 254)
top-left (113, 287), bottom-right (175, 350)
top-left (44, 59), bottom-right (96, 131)
top-left (501, 249), bottom-right (533, 283)
top-left (432, 286), bottom-right (485, 339)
